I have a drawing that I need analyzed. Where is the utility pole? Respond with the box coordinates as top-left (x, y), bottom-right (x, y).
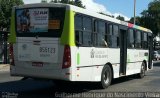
top-left (134, 0), bottom-right (136, 25)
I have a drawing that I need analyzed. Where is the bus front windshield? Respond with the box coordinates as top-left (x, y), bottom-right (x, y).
top-left (16, 7), bottom-right (65, 37)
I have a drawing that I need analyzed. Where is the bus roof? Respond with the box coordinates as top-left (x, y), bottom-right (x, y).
top-left (16, 3), bottom-right (152, 33)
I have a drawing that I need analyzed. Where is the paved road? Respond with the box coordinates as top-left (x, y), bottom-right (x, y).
top-left (0, 62), bottom-right (160, 98)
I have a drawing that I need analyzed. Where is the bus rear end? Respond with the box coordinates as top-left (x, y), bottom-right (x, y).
top-left (9, 4), bottom-right (74, 81)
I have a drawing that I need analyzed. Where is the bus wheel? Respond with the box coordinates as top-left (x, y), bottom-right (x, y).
top-left (137, 62), bottom-right (146, 78)
top-left (101, 65), bottom-right (112, 89)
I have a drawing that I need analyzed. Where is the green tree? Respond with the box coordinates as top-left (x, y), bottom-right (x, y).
top-left (49, 0), bottom-right (85, 8)
top-left (129, 16), bottom-right (141, 25)
top-left (41, 0), bottom-right (47, 3)
top-left (116, 15), bottom-right (125, 21)
top-left (74, 0), bottom-right (85, 8)
top-left (0, 0), bottom-right (24, 30)
top-left (140, 0), bottom-right (160, 36)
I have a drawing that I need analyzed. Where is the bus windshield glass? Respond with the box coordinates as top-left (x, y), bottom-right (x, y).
top-left (16, 7), bottom-right (65, 37)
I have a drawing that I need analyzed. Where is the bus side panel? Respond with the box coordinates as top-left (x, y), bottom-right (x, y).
top-left (107, 48), bottom-right (120, 78)
top-left (91, 48), bottom-right (108, 81)
top-left (69, 46), bottom-right (77, 81)
top-left (126, 49), bottom-right (149, 75)
top-left (73, 47), bottom-right (93, 81)
top-left (74, 48), bottom-right (122, 81)
top-left (126, 49), bottom-right (137, 75)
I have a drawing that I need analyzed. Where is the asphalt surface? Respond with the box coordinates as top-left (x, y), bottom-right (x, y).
top-left (0, 62), bottom-right (160, 98)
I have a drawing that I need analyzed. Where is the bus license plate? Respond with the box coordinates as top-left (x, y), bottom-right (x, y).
top-left (32, 62), bottom-right (43, 67)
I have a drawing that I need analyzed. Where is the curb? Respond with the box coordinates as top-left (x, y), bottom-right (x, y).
top-left (0, 64), bottom-right (10, 72)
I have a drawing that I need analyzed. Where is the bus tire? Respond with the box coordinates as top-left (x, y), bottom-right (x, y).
top-left (101, 64), bottom-right (112, 89)
top-left (137, 62), bottom-right (146, 78)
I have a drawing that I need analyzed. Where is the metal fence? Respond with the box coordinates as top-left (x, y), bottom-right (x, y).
top-left (0, 31), bottom-right (9, 64)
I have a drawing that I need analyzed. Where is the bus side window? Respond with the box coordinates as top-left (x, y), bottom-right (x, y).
top-left (135, 31), bottom-right (142, 49)
top-left (142, 32), bottom-right (148, 49)
top-left (83, 17), bottom-right (92, 46)
top-left (93, 20), bottom-right (98, 46)
top-left (113, 25), bottom-right (119, 47)
top-left (128, 29), bottom-right (135, 48)
top-left (108, 24), bottom-right (119, 48)
top-left (106, 24), bottom-right (113, 47)
top-left (104, 23), bottom-right (108, 47)
top-left (75, 15), bottom-right (92, 47)
top-left (75, 15), bottom-right (83, 46)
top-left (75, 31), bottom-right (82, 46)
top-left (107, 24), bottom-right (119, 48)
top-left (97, 21), bottom-right (106, 47)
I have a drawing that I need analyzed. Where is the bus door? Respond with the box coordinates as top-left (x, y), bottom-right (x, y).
top-left (120, 29), bottom-right (127, 75)
top-left (148, 34), bottom-right (153, 69)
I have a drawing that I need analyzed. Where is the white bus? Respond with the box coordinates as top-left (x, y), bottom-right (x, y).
top-left (9, 3), bottom-right (153, 88)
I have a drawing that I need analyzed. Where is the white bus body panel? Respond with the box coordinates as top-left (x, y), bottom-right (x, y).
top-left (73, 47), bottom-right (149, 82)
top-left (16, 38), bottom-right (59, 63)
top-left (10, 37), bottom-right (73, 80)
top-left (126, 49), bottom-right (149, 75)
top-left (74, 47), bottom-right (121, 81)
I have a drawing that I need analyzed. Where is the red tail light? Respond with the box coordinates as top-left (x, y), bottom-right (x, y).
top-left (62, 45), bottom-right (71, 69)
top-left (9, 44), bottom-right (15, 66)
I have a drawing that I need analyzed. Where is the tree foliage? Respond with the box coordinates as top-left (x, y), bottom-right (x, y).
top-left (129, 16), bottom-right (141, 26)
top-left (129, 0), bottom-right (160, 36)
top-left (141, 0), bottom-right (160, 35)
top-left (0, 0), bottom-right (24, 30)
top-left (49, 0), bottom-right (85, 8)
top-left (41, 0), bottom-right (47, 3)
top-left (116, 15), bottom-right (125, 21)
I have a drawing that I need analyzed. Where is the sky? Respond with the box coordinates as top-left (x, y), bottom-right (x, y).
top-left (23, 0), bottom-right (152, 21)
